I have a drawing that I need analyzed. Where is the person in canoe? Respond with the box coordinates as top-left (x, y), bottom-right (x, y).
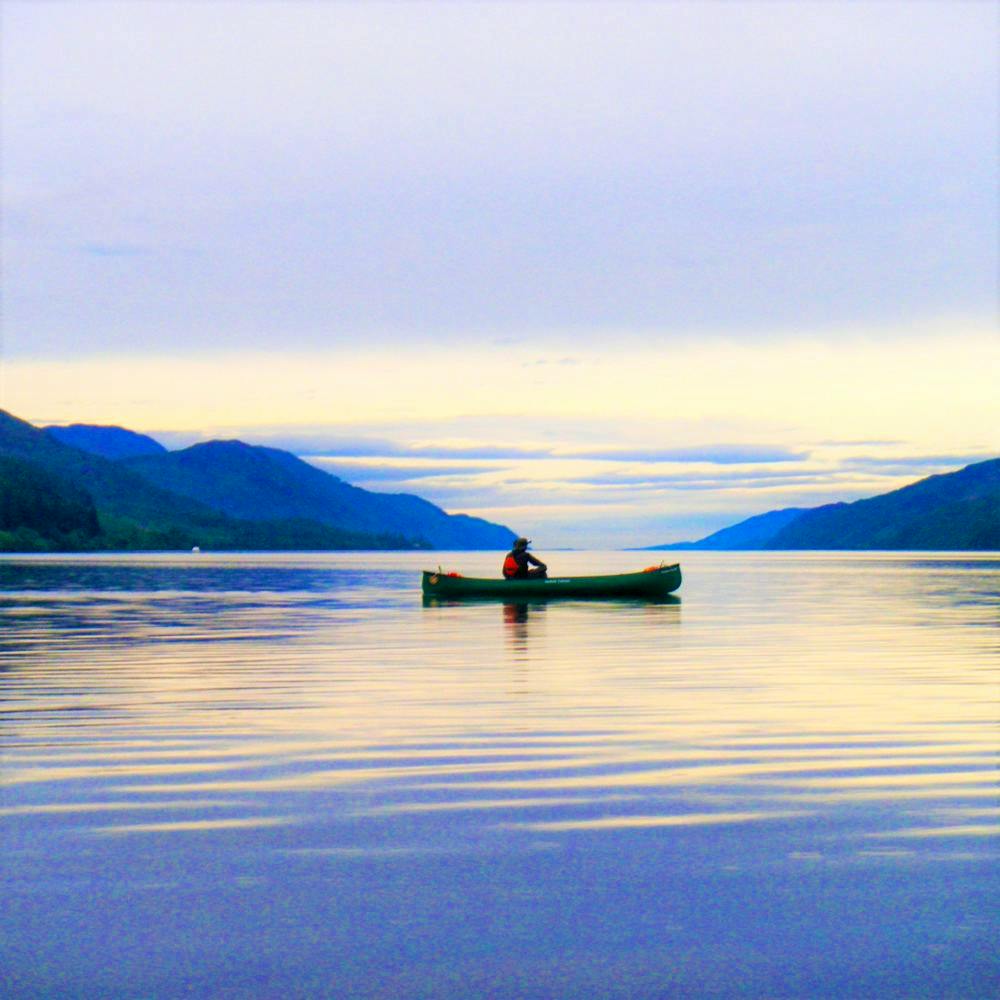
top-left (502, 537), bottom-right (548, 580)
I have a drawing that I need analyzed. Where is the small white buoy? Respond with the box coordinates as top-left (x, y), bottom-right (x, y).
top-left (192, 546), bottom-right (201, 554)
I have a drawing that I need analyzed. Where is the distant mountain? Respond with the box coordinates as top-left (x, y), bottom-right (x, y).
top-left (647, 507), bottom-right (806, 550)
top-left (45, 423), bottom-right (166, 460)
top-left (646, 459), bottom-right (1000, 551)
top-left (0, 411), bottom-right (419, 550)
top-left (767, 458), bottom-right (1000, 550)
top-left (0, 410), bottom-right (515, 551)
top-left (124, 439), bottom-right (516, 549)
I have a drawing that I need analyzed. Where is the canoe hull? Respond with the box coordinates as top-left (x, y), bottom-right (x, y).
top-left (421, 564), bottom-right (681, 600)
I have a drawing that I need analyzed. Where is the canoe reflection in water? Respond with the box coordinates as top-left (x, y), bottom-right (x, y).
top-left (423, 593), bottom-right (681, 659)
top-left (503, 600), bottom-right (540, 651)
top-left (503, 600), bottom-right (533, 626)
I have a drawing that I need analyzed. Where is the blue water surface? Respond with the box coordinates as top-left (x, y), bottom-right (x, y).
top-left (1, 551), bottom-right (997, 998)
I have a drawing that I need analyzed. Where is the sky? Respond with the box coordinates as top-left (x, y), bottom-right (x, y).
top-left (2, 1), bottom-right (997, 547)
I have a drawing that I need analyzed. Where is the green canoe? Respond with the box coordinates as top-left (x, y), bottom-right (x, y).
top-left (421, 563), bottom-right (681, 600)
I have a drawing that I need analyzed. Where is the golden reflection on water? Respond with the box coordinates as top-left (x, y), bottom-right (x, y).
top-left (363, 795), bottom-right (640, 814)
top-left (757, 785), bottom-right (998, 802)
top-left (86, 816), bottom-right (296, 835)
top-left (1, 552), bottom-right (998, 855)
top-left (512, 810), bottom-right (806, 832)
top-left (864, 825), bottom-right (999, 839)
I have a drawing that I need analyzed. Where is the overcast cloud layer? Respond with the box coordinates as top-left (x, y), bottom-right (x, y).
top-left (4, 1), bottom-right (997, 357)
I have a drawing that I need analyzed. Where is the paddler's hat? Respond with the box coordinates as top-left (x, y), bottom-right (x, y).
top-left (514, 537), bottom-right (530, 549)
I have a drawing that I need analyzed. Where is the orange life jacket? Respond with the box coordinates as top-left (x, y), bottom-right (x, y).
top-left (502, 553), bottom-right (520, 578)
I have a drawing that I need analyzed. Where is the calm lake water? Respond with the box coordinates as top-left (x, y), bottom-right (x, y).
top-left (1, 551), bottom-right (997, 999)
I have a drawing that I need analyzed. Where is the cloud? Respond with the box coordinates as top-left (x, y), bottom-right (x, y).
top-left (843, 454), bottom-right (997, 471)
top-left (267, 438), bottom-right (411, 459)
top-left (301, 443), bottom-right (553, 460)
top-left (212, 431), bottom-right (808, 466)
top-left (563, 445), bottom-right (809, 464)
top-left (3, 2), bottom-right (996, 359)
top-left (306, 460), bottom-right (504, 482)
top-left (296, 441), bottom-right (807, 465)
top-left (560, 469), bottom-right (830, 489)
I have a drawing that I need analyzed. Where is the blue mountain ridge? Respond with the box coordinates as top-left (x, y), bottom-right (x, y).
top-left (647, 507), bottom-right (806, 550)
top-left (122, 439), bottom-right (516, 549)
top-left (647, 458), bottom-right (1000, 551)
top-left (0, 410), bottom-right (516, 551)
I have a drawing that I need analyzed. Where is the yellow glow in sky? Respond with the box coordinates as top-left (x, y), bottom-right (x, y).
top-left (8, 326), bottom-right (998, 450)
